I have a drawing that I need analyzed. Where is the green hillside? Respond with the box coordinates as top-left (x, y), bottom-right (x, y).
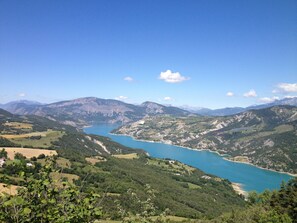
top-left (115, 106), bottom-right (297, 174)
top-left (0, 108), bottom-right (246, 221)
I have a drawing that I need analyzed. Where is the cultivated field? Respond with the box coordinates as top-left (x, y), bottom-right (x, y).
top-left (112, 153), bottom-right (138, 159)
top-left (0, 183), bottom-right (19, 195)
top-left (86, 156), bottom-right (106, 165)
top-left (3, 121), bottom-right (33, 130)
top-left (50, 172), bottom-right (79, 184)
top-left (0, 130), bottom-right (64, 148)
top-left (2, 147), bottom-right (57, 160)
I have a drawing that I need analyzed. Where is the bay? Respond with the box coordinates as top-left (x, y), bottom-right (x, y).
top-left (84, 124), bottom-right (294, 193)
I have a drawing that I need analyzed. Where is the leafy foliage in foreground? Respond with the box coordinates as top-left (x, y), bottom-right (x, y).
top-left (0, 160), bottom-right (101, 223)
top-left (208, 178), bottom-right (297, 223)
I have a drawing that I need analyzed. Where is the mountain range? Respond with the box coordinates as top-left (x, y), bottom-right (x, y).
top-left (0, 97), bottom-right (190, 127)
top-left (1, 97), bottom-right (296, 124)
top-left (180, 97), bottom-right (297, 116)
top-left (184, 97), bottom-right (297, 116)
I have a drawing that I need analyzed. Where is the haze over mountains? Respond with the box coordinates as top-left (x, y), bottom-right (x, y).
top-left (180, 97), bottom-right (297, 116)
top-left (0, 97), bottom-right (190, 127)
top-left (1, 96), bottom-right (297, 122)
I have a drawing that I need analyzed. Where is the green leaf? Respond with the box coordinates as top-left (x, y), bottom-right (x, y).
top-left (23, 207), bottom-right (31, 215)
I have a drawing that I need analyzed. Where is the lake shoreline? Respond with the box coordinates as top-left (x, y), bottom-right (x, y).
top-left (231, 183), bottom-right (248, 197)
top-left (110, 132), bottom-right (251, 195)
top-left (111, 132), bottom-right (297, 177)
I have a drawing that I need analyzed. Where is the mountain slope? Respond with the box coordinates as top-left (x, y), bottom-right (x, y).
top-left (1, 97), bottom-right (191, 127)
top-left (115, 105), bottom-right (297, 174)
top-left (0, 109), bottom-right (143, 159)
top-left (190, 97), bottom-right (297, 116)
top-left (0, 109), bottom-right (245, 220)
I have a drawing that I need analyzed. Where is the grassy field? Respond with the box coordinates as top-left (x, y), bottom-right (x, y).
top-left (2, 147), bottom-right (57, 159)
top-left (3, 121), bottom-right (33, 130)
top-left (187, 182), bottom-right (202, 190)
top-left (50, 172), bottom-right (79, 184)
top-left (112, 153), bottom-right (138, 159)
top-left (0, 183), bottom-right (19, 195)
top-left (86, 156), bottom-right (106, 165)
top-left (1, 130), bottom-right (64, 148)
top-left (148, 158), bottom-right (196, 175)
top-left (95, 215), bottom-right (195, 223)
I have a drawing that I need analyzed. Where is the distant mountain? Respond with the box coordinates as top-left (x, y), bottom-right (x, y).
top-left (1, 97), bottom-right (191, 127)
top-left (115, 105), bottom-right (297, 174)
top-left (188, 97), bottom-right (297, 116)
top-left (0, 100), bottom-right (42, 115)
top-left (0, 108), bottom-right (13, 117)
top-left (197, 107), bottom-right (246, 116)
top-left (249, 97), bottom-right (297, 110)
top-left (141, 101), bottom-right (190, 116)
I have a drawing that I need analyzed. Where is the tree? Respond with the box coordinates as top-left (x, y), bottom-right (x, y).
top-left (117, 184), bottom-right (170, 223)
top-left (0, 148), bottom-right (7, 159)
top-left (14, 153), bottom-right (26, 161)
top-left (270, 177), bottom-right (297, 223)
top-left (0, 160), bottom-right (102, 222)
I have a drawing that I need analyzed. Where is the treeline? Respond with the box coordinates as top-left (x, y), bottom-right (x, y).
top-left (210, 178), bottom-right (297, 223)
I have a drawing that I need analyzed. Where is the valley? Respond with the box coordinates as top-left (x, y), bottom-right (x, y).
top-left (0, 108), bottom-right (247, 221)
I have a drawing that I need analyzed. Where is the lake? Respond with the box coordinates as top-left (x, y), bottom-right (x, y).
top-left (84, 124), bottom-right (294, 193)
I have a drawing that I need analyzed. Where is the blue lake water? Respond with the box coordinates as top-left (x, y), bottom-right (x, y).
top-left (84, 124), bottom-right (294, 193)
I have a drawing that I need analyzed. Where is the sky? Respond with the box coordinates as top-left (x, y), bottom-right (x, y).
top-left (0, 0), bottom-right (296, 109)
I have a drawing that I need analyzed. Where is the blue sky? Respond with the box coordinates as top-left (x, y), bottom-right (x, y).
top-left (0, 0), bottom-right (296, 109)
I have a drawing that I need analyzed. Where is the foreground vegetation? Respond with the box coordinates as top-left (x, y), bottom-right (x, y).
top-left (0, 154), bottom-right (296, 222)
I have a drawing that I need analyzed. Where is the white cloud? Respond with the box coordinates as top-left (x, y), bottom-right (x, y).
top-left (277, 83), bottom-right (297, 93)
top-left (164, 96), bottom-right (174, 101)
top-left (124, 76), bottom-right (134, 82)
top-left (259, 96), bottom-right (279, 103)
top-left (115, 96), bottom-right (128, 100)
top-left (284, 95), bottom-right (297, 99)
top-left (243, 89), bottom-right (257, 98)
top-left (226, 92), bottom-right (234, 97)
top-left (159, 70), bottom-right (189, 83)
top-left (18, 93), bottom-right (26, 97)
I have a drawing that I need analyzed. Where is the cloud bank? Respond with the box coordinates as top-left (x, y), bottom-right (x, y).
top-left (277, 83), bottom-right (297, 93)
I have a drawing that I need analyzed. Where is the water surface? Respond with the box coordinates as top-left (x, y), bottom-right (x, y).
top-left (84, 124), bottom-right (294, 193)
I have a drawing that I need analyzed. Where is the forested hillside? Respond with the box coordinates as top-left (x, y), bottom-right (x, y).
top-left (115, 106), bottom-right (297, 174)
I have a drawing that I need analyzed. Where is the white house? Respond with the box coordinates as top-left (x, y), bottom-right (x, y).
top-left (0, 158), bottom-right (6, 167)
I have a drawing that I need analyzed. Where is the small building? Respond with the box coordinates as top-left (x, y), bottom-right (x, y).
top-left (0, 158), bottom-right (6, 167)
top-left (168, 160), bottom-right (176, 164)
top-left (201, 175), bottom-right (212, 180)
top-left (26, 163), bottom-right (33, 167)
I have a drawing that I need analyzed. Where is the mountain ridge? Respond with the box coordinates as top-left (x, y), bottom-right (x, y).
top-left (0, 97), bottom-right (191, 127)
top-left (188, 97), bottom-right (297, 116)
top-left (115, 105), bottom-right (297, 174)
